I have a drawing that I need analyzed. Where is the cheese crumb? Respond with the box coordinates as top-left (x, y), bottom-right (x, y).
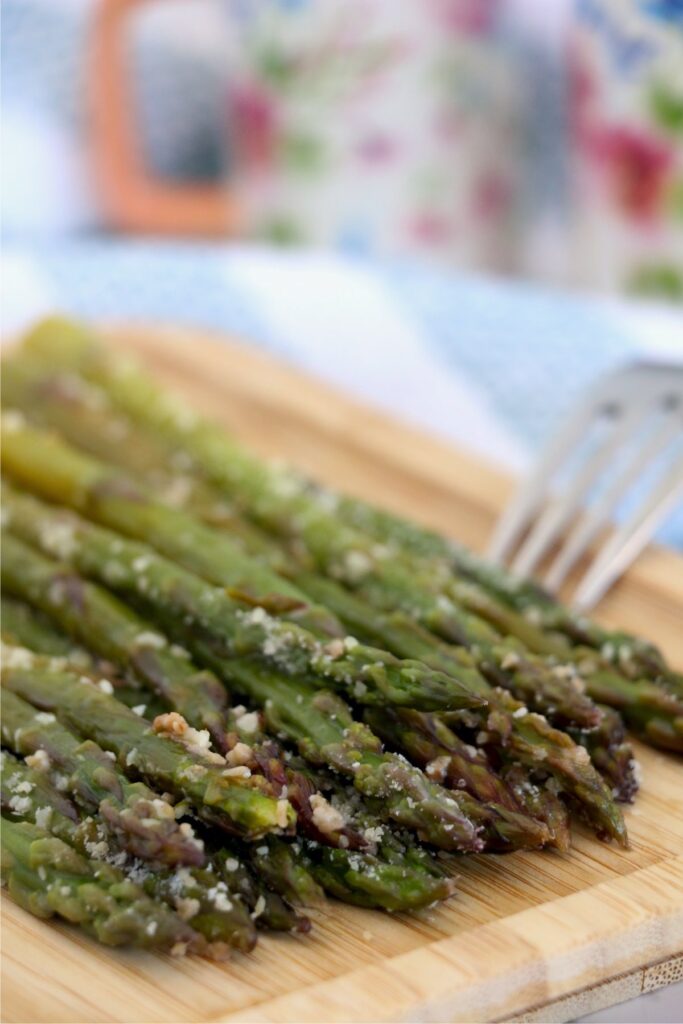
top-left (34, 712), bottom-right (56, 725)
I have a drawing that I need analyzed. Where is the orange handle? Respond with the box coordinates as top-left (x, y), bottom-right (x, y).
top-left (89, 0), bottom-right (240, 236)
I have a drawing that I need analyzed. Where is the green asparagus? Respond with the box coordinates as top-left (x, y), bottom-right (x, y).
top-left (1, 817), bottom-right (203, 953)
top-left (0, 750), bottom-right (258, 953)
top-left (2, 483), bottom-right (628, 845)
top-left (1, 660), bottom-right (295, 839)
top-left (2, 530), bottom-right (232, 751)
top-left (0, 476), bottom-right (482, 715)
top-left (1, 685), bottom-right (206, 865)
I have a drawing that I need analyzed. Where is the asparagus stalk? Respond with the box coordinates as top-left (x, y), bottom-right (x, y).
top-left (3, 353), bottom-right (636, 745)
top-left (3, 688), bottom-right (318, 925)
top-left (19, 321), bottom-right (677, 690)
top-left (1, 595), bottom-right (80, 657)
top-left (2, 531), bottom-right (233, 751)
top-left (3, 485), bottom-right (629, 846)
top-left (0, 407), bottom-right (339, 639)
top-left (1, 661), bottom-right (295, 839)
top-left (5, 350), bottom-right (639, 749)
top-left (568, 706), bottom-right (638, 803)
top-left (0, 750), bottom-right (258, 953)
top-left (362, 707), bottom-right (553, 850)
top-left (0, 498), bottom-right (485, 850)
top-left (1, 532), bottom-right (367, 854)
top-left (1, 686), bottom-right (206, 866)
top-left (1, 817), bottom-right (203, 953)
top-left (329, 490), bottom-right (677, 686)
top-left (0, 479), bottom-right (482, 715)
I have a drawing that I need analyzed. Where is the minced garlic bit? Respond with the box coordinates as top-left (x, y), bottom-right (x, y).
top-left (223, 765), bottom-right (251, 779)
top-left (8, 795), bottom-right (31, 814)
top-left (343, 550), bottom-right (373, 582)
top-left (251, 894), bottom-right (266, 920)
top-left (512, 706), bottom-right (528, 719)
top-left (425, 755), bottom-right (451, 783)
top-left (25, 749), bottom-right (51, 772)
top-left (235, 711), bottom-right (259, 735)
top-left (152, 711), bottom-right (224, 764)
top-left (363, 825), bottom-right (384, 844)
top-left (309, 793), bottom-right (345, 836)
top-left (2, 409), bottom-right (26, 432)
top-left (131, 704), bottom-right (147, 717)
top-left (34, 712), bottom-right (56, 725)
top-left (501, 650), bottom-right (521, 671)
top-left (97, 679), bottom-right (114, 695)
top-left (2, 645), bottom-right (35, 670)
top-left (225, 742), bottom-right (254, 768)
top-left (34, 806), bottom-right (52, 829)
top-left (324, 639), bottom-right (345, 660)
top-left (135, 631), bottom-right (167, 649)
top-left (276, 800), bottom-right (290, 829)
top-left (38, 519), bottom-right (77, 560)
top-left (175, 897), bottom-right (200, 921)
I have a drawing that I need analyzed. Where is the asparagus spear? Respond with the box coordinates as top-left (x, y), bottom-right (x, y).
top-left (330, 491), bottom-right (677, 686)
top-left (0, 750), bottom-right (258, 953)
top-left (3, 485), bottom-right (629, 845)
top-left (6, 346), bottom-right (635, 739)
top-left (0, 407), bottom-right (339, 639)
top-left (0, 478), bottom-right (482, 715)
top-left (4, 369), bottom-right (634, 781)
top-left (568, 706), bottom-right (638, 803)
top-left (1, 817), bottom-right (203, 953)
top-left (1, 492), bottom-right (485, 850)
top-left (3, 660), bottom-right (458, 911)
top-left (1, 595), bottom-right (80, 657)
top-left (3, 686), bottom-right (319, 925)
top-left (1, 686), bottom-right (206, 866)
top-left (2, 531), bottom-right (232, 752)
top-left (19, 322), bottom-right (676, 690)
top-left (210, 846), bottom-right (310, 933)
top-left (362, 707), bottom-right (553, 850)
top-left (3, 352), bottom-right (634, 746)
top-left (1, 661), bottom-right (295, 839)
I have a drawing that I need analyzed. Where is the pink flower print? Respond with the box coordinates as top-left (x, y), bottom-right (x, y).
top-left (473, 172), bottom-right (512, 221)
top-left (355, 132), bottom-right (398, 165)
top-left (407, 211), bottom-right (454, 247)
top-left (434, 107), bottom-right (465, 145)
top-left (230, 83), bottom-right (279, 171)
top-left (429, 0), bottom-right (500, 35)
top-left (588, 125), bottom-right (674, 222)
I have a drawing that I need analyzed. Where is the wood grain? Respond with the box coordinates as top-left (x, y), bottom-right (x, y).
top-left (2, 324), bottom-right (682, 1024)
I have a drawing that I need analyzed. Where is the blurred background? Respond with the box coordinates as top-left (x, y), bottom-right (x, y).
top-left (3, 0), bottom-right (682, 293)
top-left (1, 0), bottom-right (682, 549)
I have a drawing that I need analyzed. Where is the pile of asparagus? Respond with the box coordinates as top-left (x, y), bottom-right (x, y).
top-left (1, 319), bottom-right (681, 957)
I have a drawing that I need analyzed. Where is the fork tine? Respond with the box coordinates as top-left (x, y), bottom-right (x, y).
top-left (509, 403), bottom-right (648, 579)
top-left (543, 408), bottom-right (683, 591)
top-left (573, 451), bottom-right (683, 611)
top-left (487, 397), bottom-right (604, 563)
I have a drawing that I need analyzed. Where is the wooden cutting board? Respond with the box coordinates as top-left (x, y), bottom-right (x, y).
top-left (2, 325), bottom-right (682, 1024)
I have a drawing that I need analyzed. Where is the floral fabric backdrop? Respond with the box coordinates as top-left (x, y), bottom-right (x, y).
top-left (1, 0), bottom-right (682, 299)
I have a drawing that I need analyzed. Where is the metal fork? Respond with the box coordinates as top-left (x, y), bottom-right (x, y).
top-left (488, 361), bottom-right (683, 610)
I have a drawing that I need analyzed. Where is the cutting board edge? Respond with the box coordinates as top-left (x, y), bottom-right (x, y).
top-left (209, 855), bottom-right (683, 1023)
